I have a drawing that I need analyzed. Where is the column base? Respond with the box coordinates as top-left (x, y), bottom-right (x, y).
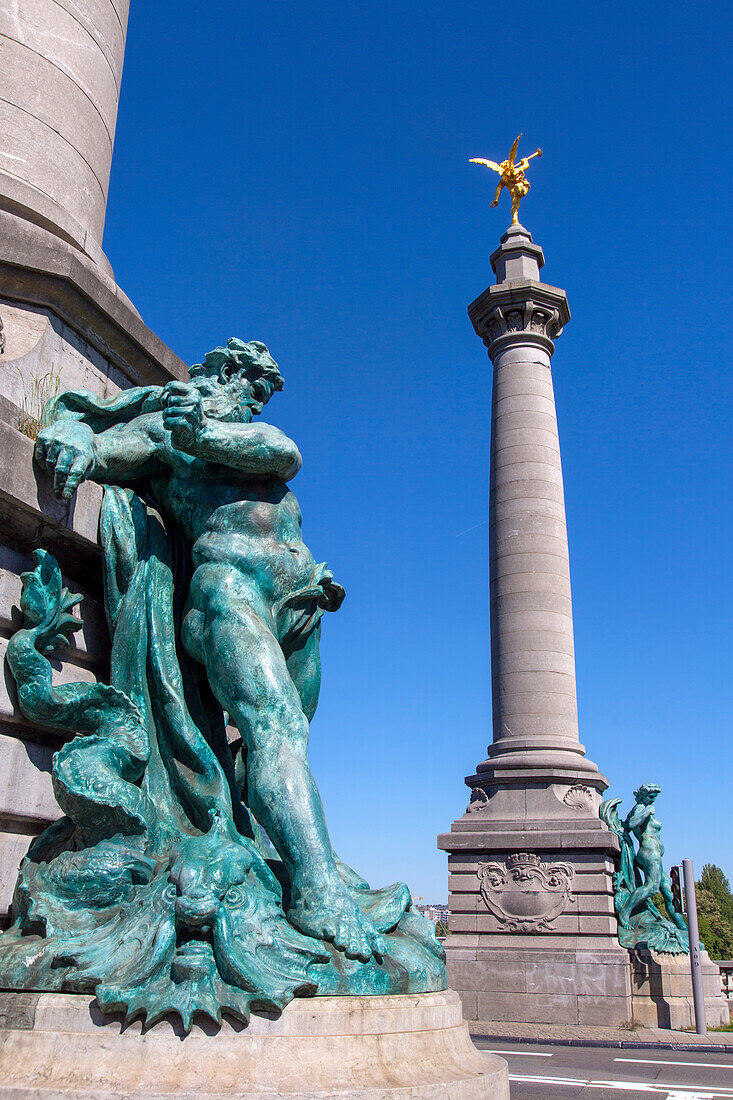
top-left (438, 775), bottom-right (629, 1025)
top-left (0, 989), bottom-right (508, 1099)
top-left (474, 746), bottom-right (609, 790)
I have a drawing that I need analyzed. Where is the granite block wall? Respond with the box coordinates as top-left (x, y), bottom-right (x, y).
top-left (0, 292), bottom-right (181, 926)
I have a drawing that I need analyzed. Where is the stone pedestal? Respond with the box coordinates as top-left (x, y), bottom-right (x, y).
top-left (0, 990), bottom-right (508, 1099)
top-left (630, 949), bottom-right (730, 1030)
top-left (438, 225), bottom-right (632, 1025)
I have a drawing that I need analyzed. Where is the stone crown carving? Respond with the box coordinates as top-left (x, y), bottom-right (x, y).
top-left (468, 279), bottom-right (570, 359)
top-left (484, 302), bottom-right (563, 348)
top-left (477, 852), bottom-right (575, 932)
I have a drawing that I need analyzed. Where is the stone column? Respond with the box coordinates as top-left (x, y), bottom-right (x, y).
top-left (438, 225), bottom-right (632, 1026)
top-left (0, 0), bottom-right (131, 275)
top-left (477, 224), bottom-right (601, 785)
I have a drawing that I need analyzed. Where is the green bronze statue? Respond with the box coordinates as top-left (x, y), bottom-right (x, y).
top-left (0, 339), bottom-right (445, 1029)
top-left (601, 783), bottom-right (688, 955)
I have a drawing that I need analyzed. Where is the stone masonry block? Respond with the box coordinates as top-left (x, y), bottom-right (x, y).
top-left (456, 990), bottom-right (478, 1019)
top-left (0, 420), bottom-right (103, 547)
top-left (493, 409), bottom-right (560, 434)
top-left (494, 426), bottom-right (561, 451)
top-left (477, 991), bottom-right (578, 1025)
top-left (491, 463), bottom-right (565, 493)
top-left (0, 830), bottom-right (35, 917)
top-left (490, 553), bottom-right (571, 584)
top-left (448, 958), bottom-right (528, 995)
top-left (488, 649), bottom-right (577, 677)
top-left (578, 996), bottom-right (632, 1026)
top-left (0, 733), bottom-right (59, 827)
top-left (576, 893), bottom-right (616, 916)
top-left (492, 443), bottom-right (563, 472)
top-left (493, 393), bottom-right (557, 417)
top-left (491, 474), bottom-right (566, 506)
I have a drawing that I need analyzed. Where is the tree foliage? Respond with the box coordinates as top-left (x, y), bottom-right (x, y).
top-left (694, 864), bottom-right (733, 960)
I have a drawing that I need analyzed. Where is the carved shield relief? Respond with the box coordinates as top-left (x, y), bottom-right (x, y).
top-left (477, 852), bottom-right (575, 932)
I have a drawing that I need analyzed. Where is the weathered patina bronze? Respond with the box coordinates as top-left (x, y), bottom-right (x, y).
top-left (0, 339), bottom-right (445, 1029)
top-left (601, 784), bottom-right (689, 955)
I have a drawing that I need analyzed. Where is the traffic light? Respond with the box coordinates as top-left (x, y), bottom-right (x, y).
top-left (670, 865), bottom-right (683, 913)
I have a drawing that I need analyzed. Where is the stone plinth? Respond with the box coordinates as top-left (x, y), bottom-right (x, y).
top-left (0, 989), bottom-right (508, 1099)
top-left (438, 225), bottom-right (632, 1025)
top-left (630, 949), bottom-right (731, 1030)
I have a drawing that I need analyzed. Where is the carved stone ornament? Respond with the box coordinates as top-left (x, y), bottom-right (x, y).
top-left (562, 783), bottom-right (594, 811)
top-left (466, 787), bottom-right (489, 814)
top-left (477, 852), bottom-right (575, 932)
top-left (484, 302), bottom-right (563, 348)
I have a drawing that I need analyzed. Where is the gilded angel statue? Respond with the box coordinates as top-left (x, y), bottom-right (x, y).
top-left (471, 133), bottom-right (542, 225)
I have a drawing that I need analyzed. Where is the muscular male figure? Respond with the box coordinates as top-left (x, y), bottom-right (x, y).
top-left (35, 339), bottom-right (384, 964)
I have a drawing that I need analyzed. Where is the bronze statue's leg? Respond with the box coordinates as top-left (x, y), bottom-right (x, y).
top-left (182, 564), bottom-right (384, 962)
top-left (619, 850), bottom-right (662, 924)
top-left (491, 180), bottom-right (503, 207)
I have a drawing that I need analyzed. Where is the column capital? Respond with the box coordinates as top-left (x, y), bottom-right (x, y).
top-left (468, 225), bottom-right (570, 360)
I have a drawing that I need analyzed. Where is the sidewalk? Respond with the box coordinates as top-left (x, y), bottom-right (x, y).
top-left (468, 1019), bottom-right (733, 1053)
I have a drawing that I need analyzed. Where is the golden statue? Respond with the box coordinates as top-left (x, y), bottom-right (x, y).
top-left (470, 134), bottom-right (542, 225)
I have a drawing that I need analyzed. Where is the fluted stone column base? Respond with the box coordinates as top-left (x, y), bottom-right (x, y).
top-left (0, 990), bottom-right (508, 1099)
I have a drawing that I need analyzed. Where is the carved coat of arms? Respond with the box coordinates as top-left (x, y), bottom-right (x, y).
top-left (477, 853), bottom-right (575, 932)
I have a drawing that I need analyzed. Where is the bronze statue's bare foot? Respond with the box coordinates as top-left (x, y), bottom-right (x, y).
top-left (288, 884), bottom-right (386, 963)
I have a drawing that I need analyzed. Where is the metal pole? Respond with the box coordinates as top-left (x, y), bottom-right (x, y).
top-left (682, 858), bottom-right (706, 1034)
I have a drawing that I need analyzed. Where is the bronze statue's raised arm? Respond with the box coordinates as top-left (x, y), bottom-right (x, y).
top-left (161, 382), bottom-right (302, 480)
top-left (174, 419), bottom-right (302, 480)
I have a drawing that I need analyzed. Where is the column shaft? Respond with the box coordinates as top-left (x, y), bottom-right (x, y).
top-left (0, 1), bottom-right (131, 264)
top-left (488, 342), bottom-right (582, 762)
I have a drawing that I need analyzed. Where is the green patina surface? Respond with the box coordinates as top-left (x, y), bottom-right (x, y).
top-left (601, 783), bottom-right (689, 955)
top-left (0, 339), bottom-right (446, 1030)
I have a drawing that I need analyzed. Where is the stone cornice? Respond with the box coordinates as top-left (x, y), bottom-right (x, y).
top-left (0, 213), bottom-right (186, 388)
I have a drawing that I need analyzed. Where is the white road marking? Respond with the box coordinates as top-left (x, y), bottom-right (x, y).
top-left (616, 1059), bottom-right (733, 1071)
top-left (509, 1074), bottom-right (587, 1086)
top-left (508, 1073), bottom-right (730, 1096)
top-left (485, 1048), bottom-right (554, 1056)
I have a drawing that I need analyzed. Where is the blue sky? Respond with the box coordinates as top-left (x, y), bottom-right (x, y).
top-left (104, 0), bottom-right (732, 901)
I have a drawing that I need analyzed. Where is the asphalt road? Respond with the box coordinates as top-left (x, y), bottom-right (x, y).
top-left (472, 1039), bottom-right (733, 1099)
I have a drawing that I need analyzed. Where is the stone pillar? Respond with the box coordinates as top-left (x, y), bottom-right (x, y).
top-left (482, 226), bottom-right (600, 784)
top-left (438, 225), bottom-right (633, 1026)
top-left (0, 0), bottom-right (131, 275)
top-left (0, 2), bottom-right (185, 927)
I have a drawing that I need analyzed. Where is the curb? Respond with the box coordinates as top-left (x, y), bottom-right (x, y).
top-left (469, 1031), bottom-right (733, 1054)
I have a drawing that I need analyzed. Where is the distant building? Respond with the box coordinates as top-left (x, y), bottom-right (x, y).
top-left (415, 904), bottom-right (449, 927)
